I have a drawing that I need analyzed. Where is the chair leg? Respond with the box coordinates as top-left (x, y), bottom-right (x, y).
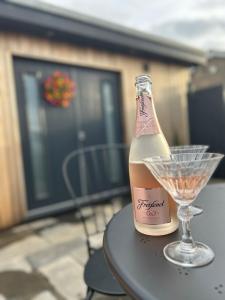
top-left (85, 287), bottom-right (94, 300)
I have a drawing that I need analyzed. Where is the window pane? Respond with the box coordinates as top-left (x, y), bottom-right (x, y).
top-left (102, 81), bottom-right (122, 183)
top-left (23, 74), bottom-right (49, 200)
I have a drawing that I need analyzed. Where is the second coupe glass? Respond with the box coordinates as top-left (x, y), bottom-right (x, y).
top-left (170, 145), bottom-right (209, 216)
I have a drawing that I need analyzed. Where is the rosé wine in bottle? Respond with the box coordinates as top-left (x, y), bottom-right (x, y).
top-left (129, 74), bottom-right (178, 236)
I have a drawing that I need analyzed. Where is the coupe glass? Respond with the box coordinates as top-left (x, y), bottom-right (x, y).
top-left (144, 153), bottom-right (223, 267)
top-left (170, 145), bottom-right (209, 216)
top-left (170, 145), bottom-right (209, 154)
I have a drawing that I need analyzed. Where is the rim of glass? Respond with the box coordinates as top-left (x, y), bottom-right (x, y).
top-left (143, 152), bottom-right (224, 165)
top-left (170, 145), bottom-right (209, 150)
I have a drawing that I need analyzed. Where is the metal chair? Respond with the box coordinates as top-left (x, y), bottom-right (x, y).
top-left (62, 144), bottom-right (130, 299)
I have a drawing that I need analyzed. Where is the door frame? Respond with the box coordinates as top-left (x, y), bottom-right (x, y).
top-left (13, 55), bottom-right (125, 219)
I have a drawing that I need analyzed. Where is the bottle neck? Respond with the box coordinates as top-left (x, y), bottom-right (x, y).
top-left (136, 78), bottom-right (152, 97)
top-left (135, 84), bottom-right (160, 138)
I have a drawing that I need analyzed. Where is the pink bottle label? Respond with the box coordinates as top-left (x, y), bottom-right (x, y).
top-left (135, 95), bottom-right (160, 137)
top-left (133, 187), bottom-right (171, 225)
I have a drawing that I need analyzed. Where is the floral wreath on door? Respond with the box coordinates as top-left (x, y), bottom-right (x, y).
top-left (44, 71), bottom-right (76, 108)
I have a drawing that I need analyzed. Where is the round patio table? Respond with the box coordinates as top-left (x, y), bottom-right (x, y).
top-left (103, 184), bottom-right (225, 300)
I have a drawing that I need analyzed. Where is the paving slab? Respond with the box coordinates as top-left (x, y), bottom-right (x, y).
top-left (0, 228), bottom-right (33, 248)
top-left (27, 238), bottom-right (83, 269)
top-left (40, 256), bottom-right (86, 300)
top-left (0, 270), bottom-right (64, 300)
top-left (70, 244), bottom-right (88, 267)
top-left (0, 257), bottom-right (32, 273)
top-left (93, 294), bottom-right (131, 300)
top-left (29, 218), bottom-right (58, 231)
top-left (32, 290), bottom-right (57, 300)
top-left (39, 223), bottom-right (84, 245)
top-left (10, 223), bottom-right (32, 234)
top-left (0, 236), bottom-right (49, 261)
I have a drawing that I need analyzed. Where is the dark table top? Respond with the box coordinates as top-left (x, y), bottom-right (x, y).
top-left (103, 184), bottom-right (225, 300)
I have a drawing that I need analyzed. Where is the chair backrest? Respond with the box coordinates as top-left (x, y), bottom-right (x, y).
top-left (62, 143), bottom-right (130, 254)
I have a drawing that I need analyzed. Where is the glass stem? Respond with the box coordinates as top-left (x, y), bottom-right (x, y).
top-left (177, 205), bottom-right (196, 253)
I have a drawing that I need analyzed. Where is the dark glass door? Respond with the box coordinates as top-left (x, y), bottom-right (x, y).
top-left (188, 85), bottom-right (225, 178)
top-left (14, 58), bottom-right (123, 214)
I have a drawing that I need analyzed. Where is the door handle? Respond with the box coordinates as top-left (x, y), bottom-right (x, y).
top-left (78, 130), bottom-right (86, 142)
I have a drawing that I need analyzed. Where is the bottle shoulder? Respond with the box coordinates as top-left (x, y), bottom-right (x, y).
top-left (129, 133), bottom-right (170, 162)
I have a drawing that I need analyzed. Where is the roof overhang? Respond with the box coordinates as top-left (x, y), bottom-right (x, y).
top-left (0, 0), bottom-right (206, 66)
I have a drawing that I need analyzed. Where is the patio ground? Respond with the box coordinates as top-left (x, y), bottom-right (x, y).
top-left (0, 211), bottom-right (130, 300)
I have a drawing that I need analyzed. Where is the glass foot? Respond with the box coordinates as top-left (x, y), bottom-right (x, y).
top-left (163, 241), bottom-right (215, 267)
top-left (190, 206), bottom-right (203, 216)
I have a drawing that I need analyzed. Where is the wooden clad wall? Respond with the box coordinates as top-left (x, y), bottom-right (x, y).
top-left (0, 32), bottom-right (191, 229)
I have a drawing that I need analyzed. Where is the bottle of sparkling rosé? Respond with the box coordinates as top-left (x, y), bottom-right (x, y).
top-left (129, 74), bottom-right (179, 236)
